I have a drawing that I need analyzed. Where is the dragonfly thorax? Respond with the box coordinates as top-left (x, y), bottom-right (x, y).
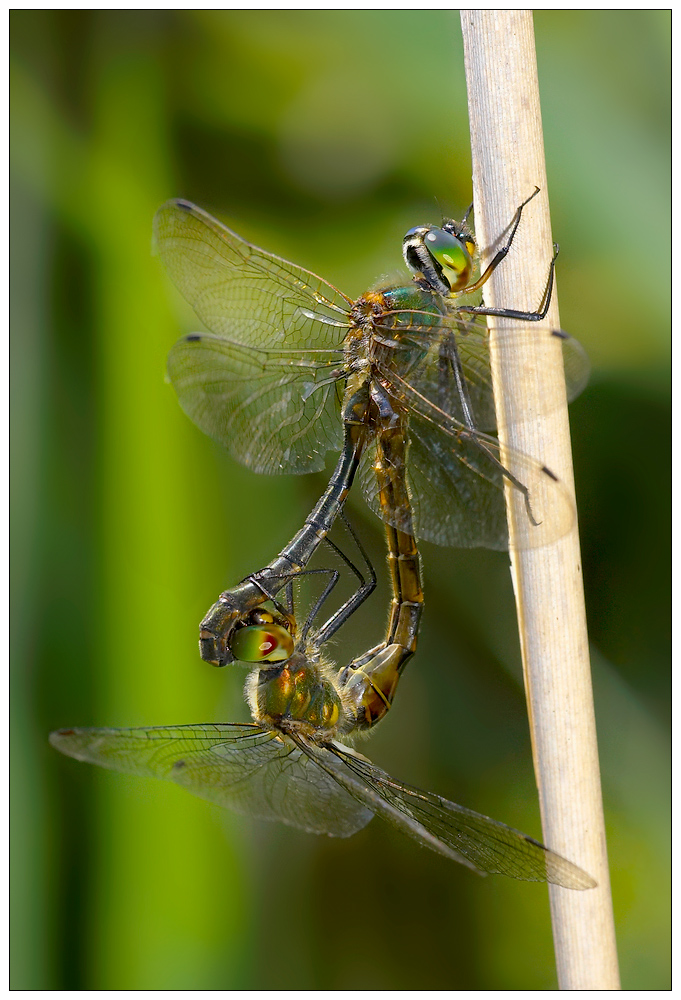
top-left (348, 291), bottom-right (386, 343)
top-left (245, 648), bottom-right (346, 738)
top-left (350, 285), bottom-right (445, 347)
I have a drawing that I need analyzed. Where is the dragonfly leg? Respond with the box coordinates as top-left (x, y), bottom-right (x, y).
top-left (234, 508), bottom-right (377, 651)
top-left (438, 326), bottom-right (479, 432)
top-left (312, 511), bottom-right (377, 646)
top-left (369, 380), bottom-right (400, 427)
top-left (296, 566), bottom-right (340, 642)
top-left (456, 429), bottom-right (543, 527)
top-left (458, 242), bottom-right (559, 322)
top-left (457, 186), bottom-right (540, 296)
top-left (246, 562), bottom-right (373, 645)
top-left (460, 198), bottom-right (474, 227)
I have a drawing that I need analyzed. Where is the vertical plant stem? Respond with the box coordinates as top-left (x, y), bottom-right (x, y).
top-left (460, 11), bottom-right (620, 990)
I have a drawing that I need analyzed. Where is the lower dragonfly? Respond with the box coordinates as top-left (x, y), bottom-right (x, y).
top-left (50, 510), bottom-right (594, 889)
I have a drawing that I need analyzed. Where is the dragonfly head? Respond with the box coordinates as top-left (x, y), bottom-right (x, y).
top-left (199, 601), bottom-right (295, 667)
top-left (229, 609), bottom-right (295, 664)
top-left (403, 222), bottom-right (476, 295)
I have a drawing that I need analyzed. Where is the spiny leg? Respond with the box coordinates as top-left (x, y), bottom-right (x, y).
top-left (459, 243), bottom-right (559, 322)
top-left (457, 186), bottom-right (540, 296)
top-left (309, 514), bottom-right (377, 646)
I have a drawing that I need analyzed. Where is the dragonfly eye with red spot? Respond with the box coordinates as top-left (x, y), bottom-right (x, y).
top-left (229, 624), bottom-right (294, 663)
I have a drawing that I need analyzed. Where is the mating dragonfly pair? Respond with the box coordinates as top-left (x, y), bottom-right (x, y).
top-left (50, 192), bottom-right (595, 888)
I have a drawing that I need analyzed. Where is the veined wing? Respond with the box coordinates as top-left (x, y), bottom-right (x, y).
top-left (156, 199), bottom-right (352, 473)
top-left (360, 366), bottom-right (576, 550)
top-left (49, 724), bottom-right (373, 837)
top-left (167, 332), bottom-right (344, 474)
top-left (372, 307), bottom-right (589, 433)
top-left (359, 428), bottom-right (505, 549)
top-left (300, 738), bottom-right (596, 889)
top-left (154, 199), bottom-right (352, 353)
top-left (50, 724), bottom-right (596, 884)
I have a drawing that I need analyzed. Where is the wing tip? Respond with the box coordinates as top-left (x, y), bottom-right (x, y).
top-left (49, 727), bottom-right (85, 760)
top-left (546, 855), bottom-right (599, 890)
top-left (552, 869), bottom-right (599, 891)
top-left (153, 198), bottom-right (200, 239)
top-left (49, 727), bottom-right (76, 745)
top-left (156, 196), bottom-right (196, 213)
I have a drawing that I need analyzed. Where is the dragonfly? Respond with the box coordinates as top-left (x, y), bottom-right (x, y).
top-left (50, 516), bottom-right (594, 889)
top-left (154, 191), bottom-right (588, 663)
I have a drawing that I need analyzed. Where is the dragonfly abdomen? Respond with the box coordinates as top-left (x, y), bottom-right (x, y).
top-left (338, 411), bottom-right (424, 730)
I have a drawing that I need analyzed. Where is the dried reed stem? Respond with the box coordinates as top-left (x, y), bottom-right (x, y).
top-left (460, 10), bottom-right (620, 989)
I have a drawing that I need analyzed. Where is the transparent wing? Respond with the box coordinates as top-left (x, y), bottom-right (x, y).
top-left (360, 426), bottom-right (507, 549)
top-left (156, 199), bottom-right (351, 473)
top-left (360, 413), bottom-right (575, 550)
top-left (49, 724), bottom-right (373, 838)
top-left (301, 739), bottom-right (596, 889)
top-left (154, 199), bottom-right (352, 352)
top-left (357, 300), bottom-right (585, 547)
top-left (167, 333), bottom-right (344, 474)
top-left (424, 323), bottom-right (588, 432)
top-left (373, 307), bottom-right (589, 434)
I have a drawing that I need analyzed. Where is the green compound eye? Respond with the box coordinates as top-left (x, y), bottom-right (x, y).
top-left (229, 624), bottom-right (294, 663)
top-left (425, 228), bottom-right (471, 280)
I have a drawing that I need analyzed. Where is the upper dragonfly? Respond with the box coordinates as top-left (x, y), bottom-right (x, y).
top-left (154, 192), bottom-right (588, 554)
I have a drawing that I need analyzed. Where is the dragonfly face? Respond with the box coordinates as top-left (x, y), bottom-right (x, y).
top-left (403, 222), bottom-right (476, 295)
top-left (231, 607), bottom-right (295, 654)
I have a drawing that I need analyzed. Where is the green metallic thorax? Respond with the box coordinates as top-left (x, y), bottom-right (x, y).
top-left (348, 284), bottom-right (446, 388)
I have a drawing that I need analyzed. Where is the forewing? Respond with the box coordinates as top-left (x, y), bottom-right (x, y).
top-left (50, 724), bottom-right (373, 838)
top-left (154, 199), bottom-right (352, 352)
top-left (156, 200), bottom-right (350, 473)
top-left (320, 742), bottom-right (596, 889)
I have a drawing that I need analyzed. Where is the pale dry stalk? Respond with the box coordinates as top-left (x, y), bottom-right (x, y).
top-left (460, 10), bottom-right (620, 990)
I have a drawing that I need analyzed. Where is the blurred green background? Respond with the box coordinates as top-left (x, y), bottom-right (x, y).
top-left (11, 10), bottom-right (669, 990)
